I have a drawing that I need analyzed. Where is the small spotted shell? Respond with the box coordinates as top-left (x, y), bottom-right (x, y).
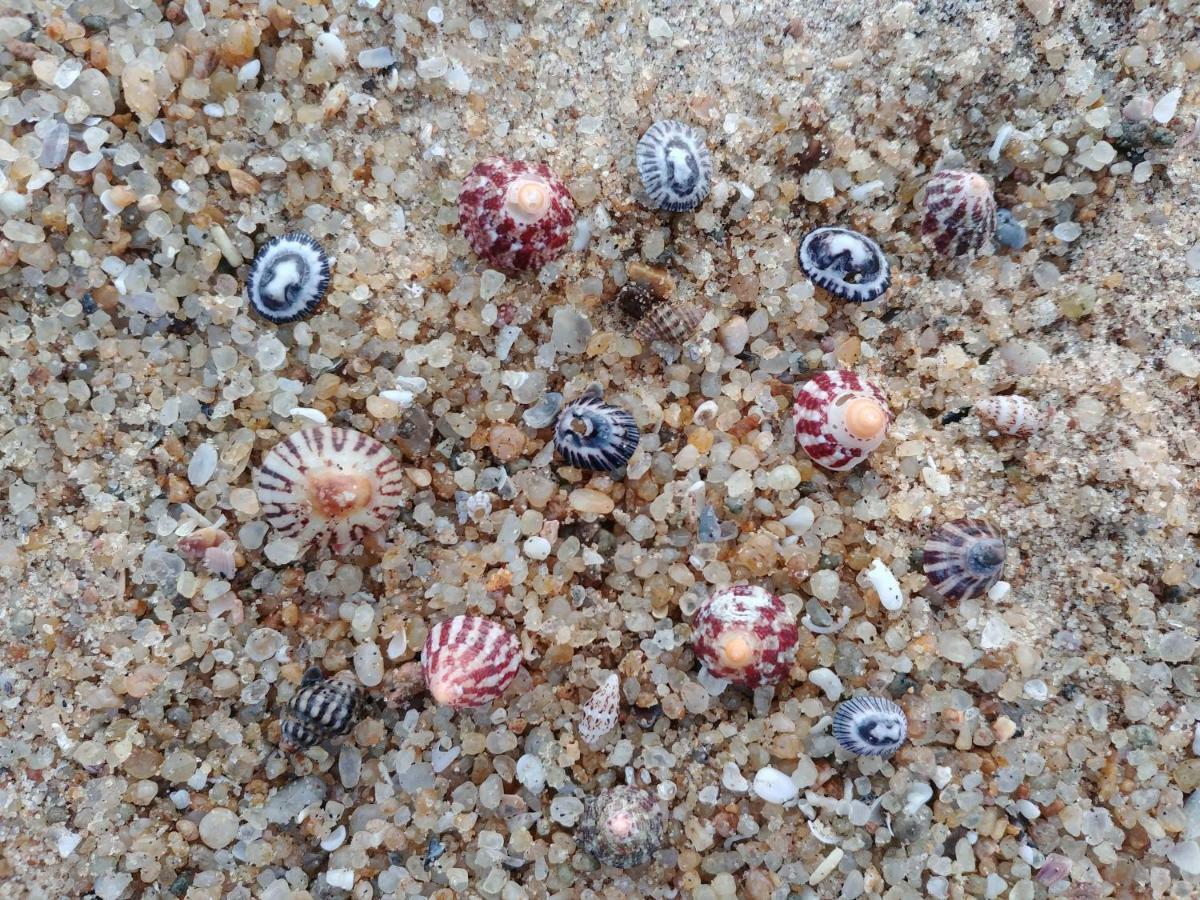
top-left (797, 227), bottom-right (891, 302)
top-left (923, 518), bottom-right (1006, 602)
top-left (794, 370), bottom-right (891, 471)
top-left (554, 393), bottom-right (641, 473)
top-left (832, 696), bottom-right (908, 757)
top-left (280, 668), bottom-right (364, 753)
top-left (246, 232), bottom-right (332, 323)
top-left (577, 673), bottom-right (621, 747)
top-left (636, 120), bottom-right (712, 212)
top-left (577, 786), bottom-right (665, 869)
top-left (921, 170), bottom-right (997, 256)
top-left (975, 395), bottom-right (1052, 437)
top-left (422, 615), bottom-right (522, 709)
top-left (691, 584), bottom-right (799, 689)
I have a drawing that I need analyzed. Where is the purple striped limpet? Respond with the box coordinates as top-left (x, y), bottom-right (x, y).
top-left (254, 425), bottom-right (406, 554)
top-left (921, 170), bottom-right (997, 256)
top-left (422, 615), bottom-right (522, 709)
top-left (922, 518), bottom-right (1006, 602)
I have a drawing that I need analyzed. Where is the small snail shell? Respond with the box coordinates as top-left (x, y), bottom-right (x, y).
top-left (577, 786), bottom-right (665, 869)
top-left (691, 584), bottom-right (799, 689)
top-left (636, 120), bottom-right (712, 212)
top-left (923, 518), bottom-right (1006, 602)
top-left (577, 673), bottom-right (621, 748)
top-left (797, 227), bottom-right (891, 303)
top-left (279, 667), bottom-right (364, 753)
top-left (921, 170), bottom-right (997, 256)
top-left (794, 370), bottom-right (891, 471)
top-left (422, 615), bottom-right (522, 709)
top-left (975, 395), bottom-right (1052, 437)
top-left (554, 393), bottom-right (641, 473)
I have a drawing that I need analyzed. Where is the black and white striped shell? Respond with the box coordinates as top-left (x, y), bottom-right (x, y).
top-left (636, 120), bottom-right (712, 212)
top-left (797, 227), bottom-right (891, 302)
top-left (554, 394), bottom-right (640, 472)
top-left (923, 518), bottom-right (1006, 602)
top-left (832, 696), bottom-right (908, 757)
top-left (280, 668), bottom-right (364, 753)
top-left (246, 232), bottom-right (331, 323)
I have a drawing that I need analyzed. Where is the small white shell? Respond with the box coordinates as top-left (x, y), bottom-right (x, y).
top-left (246, 232), bottom-right (332, 323)
top-left (578, 673), bottom-right (620, 747)
top-left (865, 559), bottom-right (904, 611)
top-left (289, 406), bottom-right (328, 424)
top-left (975, 395), bottom-right (1051, 437)
top-left (752, 767), bottom-right (799, 805)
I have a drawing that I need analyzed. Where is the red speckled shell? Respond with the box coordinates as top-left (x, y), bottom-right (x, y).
top-left (921, 170), bottom-right (997, 256)
top-left (975, 395), bottom-right (1052, 437)
top-left (793, 370), bottom-right (891, 472)
top-left (422, 615), bottom-right (522, 709)
top-left (457, 156), bottom-right (576, 272)
top-left (691, 585), bottom-right (798, 688)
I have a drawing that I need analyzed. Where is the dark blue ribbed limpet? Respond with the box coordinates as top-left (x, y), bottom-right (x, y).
top-left (636, 120), bottom-right (712, 212)
top-left (246, 232), bottom-right (331, 323)
top-left (554, 393), bottom-right (640, 472)
top-left (922, 518), bottom-right (1005, 602)
top-left (797, 226), bottom-right (891, 302)
top-left (832, 696), bottom-right (908, 756)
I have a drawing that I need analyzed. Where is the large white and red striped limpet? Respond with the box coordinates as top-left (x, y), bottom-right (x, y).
top-left (422, 615), bottom-right (522, 709)
top-left (691, 585), bottom-right (798, 689)
top-left (457, 156), bottom-right (575, 272)
top-left (794, 370), bottom-right (891, 472)
top-left (254, 426), bottom-right (405, 555)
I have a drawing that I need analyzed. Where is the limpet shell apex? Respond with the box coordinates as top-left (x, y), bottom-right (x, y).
top-left (794, 370), bottom-right (891, 471)
top-left (458, 156), bottom-right (575, 272)
top-left (246, 232), bottom-right (332, 323)
top-left (921, 169), bottom-right (997, 256)
top-left (797, 226), bottom-right (891, 302)
top-left (422, 615), bottom-right (522, 709)
top-left (636, 119), bottom-right (712, 212)
top-left (554, 394), bottom-right (641, 473)
top-left (691, 584), bottom-right (799, 689)
top-left (577, 785), bottom-right (665, 869)
top-left (923, 518), bottom-right (1006, 602)
top-left (832, 695), bottom-right (908, 757)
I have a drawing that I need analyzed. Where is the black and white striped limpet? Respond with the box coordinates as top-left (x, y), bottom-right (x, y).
top-left (797, 226), bottom-right (891, 303)
top-left (636, 120), bottom-right (713, 212)
top-left (246, 232), bottom-right (331, 323)
top-left (554, 392), bottom-right (640, 473)
top-left (832, 696), bottom-right (908, 757)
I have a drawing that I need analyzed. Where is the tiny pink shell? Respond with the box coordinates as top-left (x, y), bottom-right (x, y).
top-left (794, 370), bottom-right (891, 472)
top-left (458, 156), bottom-right (576, 272)
top-left (921, 170), bottom-right (997, 256)
top-left (975, 396), bottom-right (1052, 437)
top-left (422, 615), bottom-right (522, 709)
top-left (691, 585), bottom-right (798, 689)
top-left (578, 673), bottom-right (620, 747)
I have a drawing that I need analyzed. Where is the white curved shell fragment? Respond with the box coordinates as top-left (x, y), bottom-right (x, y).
top-left (752, 766), bottom-right (799, 804)
top-left (865, 559), bottom-right (904, 611)
top-left (578, 673), bottom-right (621, 747)
top-left (975, 395), bottom-right (1052, 437)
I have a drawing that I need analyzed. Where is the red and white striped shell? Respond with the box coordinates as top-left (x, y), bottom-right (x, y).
top-left (422, 615), bottom-right (522, 709)
top-left (578, 673), bottom-right (621, 747)
top-left (254, 426), bottom-right (406, 555)
top-left (458, 156), bottom-right (576, 272)
top-left (975, 396), bottom-right (1052, 437)
top-left (921, 170), bottom-right (997, 256)
top-left (691, 585), bottom-right (799, 689)
top-left (794, 370), bottom-right (891, 472)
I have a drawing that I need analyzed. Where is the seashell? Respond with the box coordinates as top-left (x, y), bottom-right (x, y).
top-left (578, 673), bottom-right (621, 747)
top-left (752, 766), bottom-right (799, 805)
top-left (923, 518), bottom-right (1006, 602)
top-left (280, 667), bottom-right (364, 753)
top-left (794, 370), bottom-right (891, 471)
top-left (457, 156), bottom-right (575, 272)
top-left (974, 395), bottom-right (1052, 437)
top-left (797, 227), bottom-right (891, 302)
top-left (832, 695), bottom-right (908, 757)
top-left (254, 426), bottom-right (406, 555)
top-left (636, 119), bottom-right (712, 212)
top-left (577, 785), bottom-right (665, 869)
top-left (177, 527), bottom-right (242, 579)
top-left (246, 232), bottom-right (332, 323)
top-left (691, 584), bottom-right (799, 689)
top-left (422, 615), bottom-right (522, 709)
top-left (554, 393), bottom-right (640, 473)
top-left (921, 169), bottom-right (997, 256)
top-left (632, 299), bottom-right (703, 346)
top-left (864, 559), bottom-right (904, 612)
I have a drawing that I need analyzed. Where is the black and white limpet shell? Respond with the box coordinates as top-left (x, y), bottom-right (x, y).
top-left (832, 695), bottom-right (908, 756)
top-left (246, 232), bottom-right (332, 323)
top-left (636, 120), bottom-right (713, 212)
top-left (554, 393), bottom-right (640, 473)
top-left (797, 226), bottom-right (891, 303)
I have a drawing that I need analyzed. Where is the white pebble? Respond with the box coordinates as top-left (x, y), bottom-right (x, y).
top-left (523, 536), bottom-right (551, 560)
top-left (849, 179), bottom-right (884, 201)
top-left (379, 389), bottom-right (415, 409)
top-left (865, 559), bottom-right (904, 611)
top-left (807, 667), bottom-right (843, 702)
top-left (188, 442), bottom-right (218, 487)
top-left (752, 767), bottom-right (799, 804)
top-left (809, 847), bottom-right (844, 885)
top-left (314, 32), bottom-right (347, 66)
top-left (290, 407), bottom-right (328, 424)
top-left (719, 316), bottom-right (749, 356)
top-left (237, 60), bottom-right (261, 84)
top-left (354, 642), bottom-right (384, 687)
top-left (722, 761), bottom-right (749, 792)
top-left (326, 869), bottom-right (355, 890)
top-left (781, 505), bottom-right (815, 533)
top-left (320, 825), bottom-right (346, 852)
top-left (987, 581), bottom-right (1011, 601)
top-left (358, 47), bottom-right (395, 69)
top-left (988, 123), bottom-right (1014, 162)
top-left (1153, 87), bottom-right (1181, 124)
top-left (56, 830), bottom-right (82, 857)
top-left (515, 754), bottom-right (546, 793)
top-left (904, 782), bottom-right (933, 814)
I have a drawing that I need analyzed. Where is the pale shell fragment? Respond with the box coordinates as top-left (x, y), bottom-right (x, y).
top-left (809, 847), bottom-right (844, 885)
top-left (752, 766), bottom-right (799, 805)
top-left (864, 559), bottom-right (904, 611)
top-left (578, 673), bottom-right (620, 747)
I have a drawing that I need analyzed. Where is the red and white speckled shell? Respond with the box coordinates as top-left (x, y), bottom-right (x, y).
top-left (793, 370), bottom-right (891, 472)
top-left (578, 673), bottom-right (621, 747)
top-left (975, 395), bottom-right (1052, 437)
top-left (422, 615), bottom-right (522, 709)
top-left (254, 426), bottom-right (405, 554)
top-left (921, 170), bottom-right (997, 256)
top-left (457, 156), bottom-right (576, 272)
top-left (691, 585), bottom-right (798, 689)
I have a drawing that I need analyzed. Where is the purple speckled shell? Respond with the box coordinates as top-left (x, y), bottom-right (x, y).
top-left (577, 786), bottom-right (664, 869)
top-left (457, 156), bottom-right (576, 272)
top-left (921, 169), bottom-right (997, 256)
top-left (691, 585), bottom-right (798, 688)
top-left (793, 370), bottom-right (891, 472)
